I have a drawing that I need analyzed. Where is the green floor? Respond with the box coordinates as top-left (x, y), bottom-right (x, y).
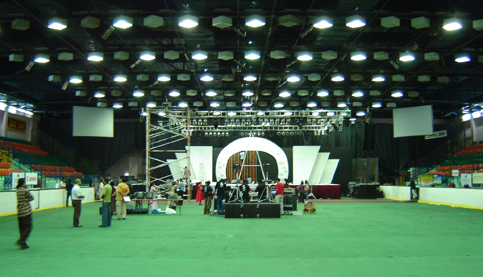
top-left (1, 200), bottom-right (482, 277)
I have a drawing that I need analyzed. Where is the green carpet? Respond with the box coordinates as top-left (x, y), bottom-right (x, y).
top-left (1, 201), bottom-right (482, 277)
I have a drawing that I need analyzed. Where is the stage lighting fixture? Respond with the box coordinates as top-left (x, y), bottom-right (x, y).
top-left (206, 90), bottom-right (217, 97)
top-left (242, 90), bottom-right (254, 97)
top-left (48, 17), bottom-right (67, 30)
top-left (140, 51), bottom-right (156, 61)
top-left (200, 74), bottom-right (214, 81)
top-left (245, 15), bottom-right (265, 28)
top-left (351, 51), bottom-right (366, 61)
top-left (113, 103), bottom-right (123, 109)
top-left (133, 90), bottom-right (145, 97)
top-left (244, 75), bottom-right (257, 81)
top-left (242, 101), bottom-right (252, 107)
top-left (169, 90), bottom-right (180, 97)
top-left (245, 51), bottom-right (261, 60)
top-left (455, 53), bottom-right (471, 63)
top-left (372, 102), bottom-right (382, 108)
top-left (391, 90), bottom-right (404, 98)
top-left (114, 74), bottom-right (127, 82)
top-left (352, 91), bottom-right (364, 97)
top-left (69, 75), bottom-right (82, 83)
top-left (331, 74), bottom-right (344, 82)
top-left (356, 111), bottom-right (366, 117)
top-left (178, 102), bottom-right (188, 108)
top-left (179, 15), bottom-right (198, 28)
top-left (94, 91), bottom-right (105, 98)
top-left (317, 90), bottom-right (329, 97)
top-left (274, 103), bottom-right (284, 108)
top-left (34, 54), bottom-right (50, 63)
top-left (372, 75), bottom-right (385, 82)
top-left (287, 74), bottom-right (300, 82)
top-left (210, 102), bottom-right (220, 107)
top-left (307, 102), bottom-right (317, 108)
top-left (346, 15), bottom-right (366, 28)
top-left (192, 50), bottom-right (208, 60)
top-left (297, 52), bottom-right (313, 61)
top-left (113, 15), bottom-right (133, 29)
top-left (87, 52), bottom-right (103, 61)
top-left (146, 102), bottom-right (156, 108)
top-left (313, 16), bottom-right (333, 29)
top-left (279, 91), bottom-right (291, 98)
top-left (157, 74), bottom-right (170, 82)
top-left (443, 18), bottom-right (462, 31)
top-left (399, 52), bottom-right (415, 62)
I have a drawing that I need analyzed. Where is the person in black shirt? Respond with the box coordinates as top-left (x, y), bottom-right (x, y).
top-left (298, 181), bottom-right (306, 203)
top-left (65, 179), bottom-right (73, 207)
top-left (202, 181), bottom-right (213, 214)
top-left (240, 180), bottom-right (251, 203)
top-left (214, 180), bottom-right (228, 215)
top-left (255, 180), bottom-right (267, 202)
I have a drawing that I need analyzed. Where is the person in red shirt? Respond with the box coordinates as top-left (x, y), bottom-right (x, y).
top-left (275, 178), bottom-right (285, 215)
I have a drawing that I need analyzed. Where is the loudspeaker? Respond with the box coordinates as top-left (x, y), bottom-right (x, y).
top-left (363, 123), bottom-right (376, 151)
top-left (225, 203), bottom-right (280, 218)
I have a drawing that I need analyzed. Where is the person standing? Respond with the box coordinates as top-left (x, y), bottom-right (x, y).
top-left (275, 178), bottom-right (284, 215)
top-left (195, 182), bottom-right (204, 205)
top-left (304, 180), bottom-right (311, 201)
top-left (65, 179), bottom-right (73, 207)
top-left (15, 178), bottom-right (34, 249)
top-left (116, 177), bottom-right (130, 220)
top-left (298, 181), bottom-right (306, 203)
top-left (214, 180), bottom-right (228, 215)
top-left (98, 178), bottom-right (107, 212)
top-left (149, 183), bottom-right (158, 211)
top-left (99, 180), bottom-right (113, 227)
top-left (255, 180), bottom-right (267, 202)
top-left (240, 180), bottom-right (251, 203)
top-left (177, 178), bottom-right (186, 198)
top-left (202, 181), bottom-right (213, 214)
top-left (71, 179), bottom-right (85, 227)
top-left (58, 178), bottom-right (66, 189)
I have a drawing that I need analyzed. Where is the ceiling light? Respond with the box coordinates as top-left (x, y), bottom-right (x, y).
top-left (352, 91), bottom-right (364, 97)
top-left (307, 102), bottom-right (317, 108)
top-left (144, 15), bottom-right (164, 28)
top-left (399, 52), bottom-right (415, 62)
top-left (179, 15), bottom-right (198, 28)
top-left (350, 51), bottom-right (366, 61)
top-left (297, 52), bottom-right (313, 61)
top-left (212, 15), bottom-right (232, 29)
top-left (169, 90), bottom-right (180, 97)
top-left (279, 91), bottom-right (291, 98)
top-left (287, 75), bottom-right (300, 82)
top-left (214, 111), bottom-right (222, 116)
top-left (210, 102), bottom-right (220, 108)
top-left (69, 76), bottom-right (82, 83)
top-left (48, 17), bottom-right (67, 30)
top-left (244, 75), bottom-right (257, 81)
top-left (317, 90), bottom-right (329, 97)
top-left (34, 54), bottom-right (49, 63)
top-left (455, 53), bottom-right (471, 63)
top-left (372, 75), bottom-right (385, 82)
top-left (327, 112), bottom-right (335, 116)
top-left (245, 51), bottom-right (260, 60)
top-left (114, 51), bottom-right (129, 60)
top-left (242, 101), bottom-right (252, 107)
top-left (140, 51), bottom-right (156, 60)
top-left (146, 102), bottom-right (156, 108)
top-left (349, 118), bottom-right (356, 121)
top-left (242, 90), bottom-right (254, 97)
top-left (274, 103), bottom-right (284, 108)
top-left (462, 113), bottom-right (471, 121)
top-left (443, 18), bottom-right (462, 31)
top-left (94, 91), bottom-right (105, 98)
top-left (178, 102), bottom-right (188, 108)
top-left (114, 74), bottom-right (127, 82)
top-left (206, 90), bottom-right (217, 97)
top-left (113, 15), bottom-right (133, 29)
top-left (192, 50), bottom-right (208, 60)
top-left (158, 111), bottom-right (166, 116)
top-left (246, 15), bottom-right (265, 28)
top-left (200, 74), bottom-right (213, 81)
top-left (227, 111), bottom-right (236, 116)
top-left (372, 102), bottom-right (382, 108)
top-left (472, 111), bottom-right (481, 119)
top-left (313, 111), bottom-right (320, 116)
top-left (356, 111), bottom-right (366, 117)
top-left (157, 74), bottom-right (170, 81)
top-left (113, 103), bottom-right (123, 109)
top-left (87, 52), bottom-right (103, 61)
top-left (391, 90), bottom-right (404, 98)
top-left (284, 111), bottom-right (293, 116)
top-left (133, 90), bottom-right (145, 97)
top-left (346, 15), bottom-right (366, 28)
top-left (313, 16), bottom-right (333, 29)
top-left (337, 102), bottom-right (347, 108)
top-left (331, 74), bottom-right (344, 82)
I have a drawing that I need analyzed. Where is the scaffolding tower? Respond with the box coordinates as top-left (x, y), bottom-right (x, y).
top-left (146, 107), bottom-right (191, 187)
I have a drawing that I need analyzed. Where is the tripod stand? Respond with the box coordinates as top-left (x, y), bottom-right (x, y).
top-left (307, 183), bottom-right (316, 200)
top-left (258, 183), bottom-right (274, 203)
top-left (226, 185), bottom-right (242, 203)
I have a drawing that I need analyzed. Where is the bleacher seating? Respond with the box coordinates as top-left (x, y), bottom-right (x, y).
top-left (428, 142), bottom-right (483, 176)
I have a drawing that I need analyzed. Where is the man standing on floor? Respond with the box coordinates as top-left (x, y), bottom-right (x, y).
top-left (15, 178), bottom-right (34, 249)
top-left (65, 179), bottom-right (73, 207)
top-left (99, 180), bottom-right (113, 227)
top-left (202, 180), bottom-right (213, 214)
top-left (116, 177), bottom-right (130, 220)
top-left (71, 179), bottom-right (85, 227)
top-left (214, 180), bottom-right (228, 215)
top-left (275, 178), bottom-right (285, 215)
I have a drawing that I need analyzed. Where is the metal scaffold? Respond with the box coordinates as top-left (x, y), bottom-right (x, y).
top-left (146, 107), bottom-right (191, 187)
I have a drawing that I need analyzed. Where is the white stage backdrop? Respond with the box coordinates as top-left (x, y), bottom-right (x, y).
top-left (309, 153), bottom-right (330, 185)
top-left (190, 146), bottom-right (213, 182)
top-left (293, 146), bottom-right (320, 184)
top-left (320, 159), bottom-right (339, 184)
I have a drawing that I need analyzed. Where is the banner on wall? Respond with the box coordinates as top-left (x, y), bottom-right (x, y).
top-left (7, 117), bottom-right (27, 133)
top-left (473, 173), bottom-right (483, 184)
top-left (12, 172), bottom-right (24, 188)
top-left (0, 150), bottom-right (13, 162)
top-left (461, 174), bottom-right (473, 187)
top-left (418, 174), bottom-right (434, 186)
top-left (433, 174), bottom-right (443, 185)
top-left (25, 173), bottom-right (38, 185)
top-left (452, 169), bottom-right (460, 176)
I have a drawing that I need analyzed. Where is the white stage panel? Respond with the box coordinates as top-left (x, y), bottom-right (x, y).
top-left (167, 159), bottom-right (184, 180)
top-left (175, 153), bottom-right (194, 179)
top-left (293, 146), bottom-right (320, 184)
top-left (320, 159), bottom-right (339, 184)
top-left (308, 152), bottom-right (330, 185)
top-left (189, 146), bottom-right (213, 182)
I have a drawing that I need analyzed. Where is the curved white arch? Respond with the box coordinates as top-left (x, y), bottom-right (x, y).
top-left (215, 137), bottom-right (289, 181)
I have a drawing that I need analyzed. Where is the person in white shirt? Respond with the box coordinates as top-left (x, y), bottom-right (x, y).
top-left (71, 179), bottom-right (85, 227)
top-left (57, 178), bottom-right (66, 189)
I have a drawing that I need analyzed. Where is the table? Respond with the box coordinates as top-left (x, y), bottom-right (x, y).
top-left (132, 198), bottom-right (184, 215)
top-left (289, 184), bottom-right (341, 199)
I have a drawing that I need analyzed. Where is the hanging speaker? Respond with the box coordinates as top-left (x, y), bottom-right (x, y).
top-left (363, 123), bottom-right (376, 151)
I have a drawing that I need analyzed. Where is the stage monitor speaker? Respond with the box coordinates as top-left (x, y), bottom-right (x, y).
top-left (363, 123), bottom-right (376, 151)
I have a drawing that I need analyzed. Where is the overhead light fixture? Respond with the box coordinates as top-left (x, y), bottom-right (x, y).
top-left (206, 90), bottom-right (217, 97)
top-left (212, 15), bottom-right (232, 29)
top-left (399, 51), bottom-right (415, 62)
top-left (472, 111), bottom-right (481, 119)
top-left (158, 111), bottom-right (166, 116)
top-left (200, 74), bottom-right (213, 81)
top-left (356, 111), bottom-right (366, 117)
top-left (242, 101), bottom-right (252, 107)
top-left (34, 54), bottom-right (49, 63)
top-left (179, 15), bottom-right (198, 28)
top-left (94, 91), bottom-right (105, 98)
top-left (331, 74), bottom-right (344, 82)
top-left (157, 74), bottom-right (170, 81)
top-left (8, 106), bottom-right (17, 114)
top-left (312, 111), bottom-right (320, 116)
top-left (140, 51), bottom-right (156, 60)
top-left (113, 103), bottom-right (123, 109)
top-left (48, 17), bottom-right (67, 30)
top-left (213, 111), bottom-right (222, 116)
top-left (284, 111), bottom-right (293, 116)
top-left (178, 102), bottom-right (188, 108)
top-left (372, 102), bottom-right (382, 108)
top-left (352, 91), bottom-right (364, 97)
top-left (337, 102), bottom-right (347, 108)
top-left (313, 16), bottom-right (333, 29)
top-left (114, 74), bottom-right (127, 82)
top-left (274, 103), bottom-right (284, 108)
top-left (391, 90), bottom-right (404, 98)
top-left (146, 102), bottom-right (156, 108)
top-left (462, 113), bottom-right (471, 121)
top-left (307, 102), bottom-right (317, 108)
top-left (317, 90), bottom-right (329, 97)
top-left (244, 75), bottom-right (257, 81)
top-left (210, 102), bottom-right (220, 108)
top-left (372, 75), bottom-right (385, 82)
top-left (192, 50), bottom-right (208, 60)
top-left (279, 91), bottom-right (291, 98)
top-left (87, 52), bottom-right (103, 61)
top-left (133, 90), bottom-right (145, 97)
top-left (327, 111), bottom-right (335, 116)
top-left (113, 15), bottom-right (133, 29)
top-left (69, 75), bottom-right (82, 83)
top-left (346, 15), bottom-right (366, 28)
top-left (246, 15), bottom-right (265, 28)
top-left (242, 90), bottom-right (254, 97)
top-left (350, 51), bottom-right (366, 61)
top-left (287, 74), bottom-right (300, 82)
top-left (443, 18), bottom-right (462, 31)
top-left (455, 53), bottom-right (471, 63)
top-left (169, 90), bottom-right (180, 97)
top-left (245, 51), bottom-right (260, 60)
top-left (297, 52), bottom-right (313, 61)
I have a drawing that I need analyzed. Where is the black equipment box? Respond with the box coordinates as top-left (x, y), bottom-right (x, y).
top-left (283, 194), bottom-right (297, 211)
top-left (225, 203), bottom-right (280, 218)
top-left (355, 184), bottom-right (380, 199)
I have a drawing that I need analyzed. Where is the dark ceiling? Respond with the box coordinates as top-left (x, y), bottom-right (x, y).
top-left (1, 0), bottom-right (483, 119)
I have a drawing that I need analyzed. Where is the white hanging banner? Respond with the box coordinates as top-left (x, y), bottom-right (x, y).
top-left (461, 174), bottom-right (473, 187)
top-left (25, 173), bottom-right (38, 185)
top-left (12, 172), bottom-right (25, 188)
